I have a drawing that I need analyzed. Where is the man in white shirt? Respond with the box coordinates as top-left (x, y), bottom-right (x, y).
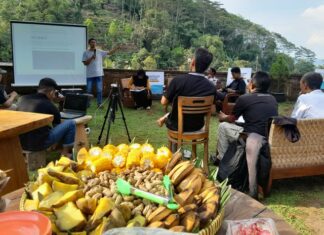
top-left (291, 72), bottom-right (324, 119)
top-left (82, 38), bottom-right (121, 108)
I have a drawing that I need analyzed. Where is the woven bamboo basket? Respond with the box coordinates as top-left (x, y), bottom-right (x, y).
top-left (198, 207), bottom-right (225, 235)
top-left (20, 191), bottom-right (225, 234)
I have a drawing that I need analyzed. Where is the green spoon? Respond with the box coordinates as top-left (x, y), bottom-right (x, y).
top-left (116, 178), bottom-right (179, 210)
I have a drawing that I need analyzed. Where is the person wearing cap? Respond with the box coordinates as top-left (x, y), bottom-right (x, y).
top-left (17, 78), bottom-right (76, 157)
top-left (0, 68), bottom-right (18, 110)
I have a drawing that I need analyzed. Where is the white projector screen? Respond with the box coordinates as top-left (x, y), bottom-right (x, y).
top-left (11, 21), bottom-right (87, 86)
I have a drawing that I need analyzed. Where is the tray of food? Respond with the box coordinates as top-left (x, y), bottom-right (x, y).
top-left (20, 142), bottom-right (231, 234)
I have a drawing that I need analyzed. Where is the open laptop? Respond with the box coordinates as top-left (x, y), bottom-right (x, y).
top-left (60, 93), bottom-right (88, 119)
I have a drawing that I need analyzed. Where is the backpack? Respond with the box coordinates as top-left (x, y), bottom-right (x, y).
top-left (217, 138), bottom-right (249, 192)
top-left (257, 141), bottom-right (271, 191)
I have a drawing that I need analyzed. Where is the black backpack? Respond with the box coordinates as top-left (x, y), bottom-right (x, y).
top-left (217, 138), bottom-right (249, 192)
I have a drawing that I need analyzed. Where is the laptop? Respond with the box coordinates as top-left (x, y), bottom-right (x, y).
top-left (60, 93), bottom-right (88, 119)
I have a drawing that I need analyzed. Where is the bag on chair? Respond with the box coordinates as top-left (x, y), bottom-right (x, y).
top-left (257, 141), bottom-right (271, 191)
top-left (217, 138), bottom-right (248, 192)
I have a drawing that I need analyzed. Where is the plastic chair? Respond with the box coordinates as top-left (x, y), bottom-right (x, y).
top-left (167, 96), bottom-right (214, 173)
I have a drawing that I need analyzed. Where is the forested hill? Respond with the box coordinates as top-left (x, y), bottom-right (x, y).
top-left (0, 0), bottom-right (316, 73)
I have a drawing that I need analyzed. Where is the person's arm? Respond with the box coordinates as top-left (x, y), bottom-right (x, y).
top-left (51, 104), bottom-right (61, 126)
top-left (218, 111), bottom-right (237, 123)
top-left (128, 77), bottom-right (134, 89)
top-left (146, 79), bottom-right (151, 90)
top-left (82, 51), bottom-right (95, 66)
top-left (161, 96), bottom-right (169, 105)
top-left (218, 95), bottom-right (244, 122)
top-left (107, 44), bottom-right (122, 56)
top-left (2, 91), bottom-right (18, 108)
top-left (291, 97), bottom-right (306, 119)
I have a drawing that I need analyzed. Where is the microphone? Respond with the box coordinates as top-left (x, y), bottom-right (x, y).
top-left (94, 49), bottom-right (96, 55)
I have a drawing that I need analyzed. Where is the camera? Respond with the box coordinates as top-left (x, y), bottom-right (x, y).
top-left (55, 90), bottom-right (64, 99)
top-left (110, 83), bottom-right (119, 94)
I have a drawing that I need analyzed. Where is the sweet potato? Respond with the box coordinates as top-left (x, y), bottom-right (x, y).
top-left (48, 168), bottom-right (79, 184)
top-left (54, 202), bottom-right (86, 231)
top-left (88, 197), bottom-right (115, 226)
top-left (76, 198), bottom-right (97, 215)
top-left (52, 180), bottom-right (78, 193)
top-left (53, 190), bottom-right (84, 208)
top-left (39, 191), bottom-right (64, 211)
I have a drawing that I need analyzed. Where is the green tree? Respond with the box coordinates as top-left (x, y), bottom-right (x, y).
top-left (270, 54), bottom-right (290, 92)
top-left (192, 34), bottom-right (226, 68)
top-left (294, 60), bottom-right (315, 75)
top-left (143, 55), bottom-right (157, 70)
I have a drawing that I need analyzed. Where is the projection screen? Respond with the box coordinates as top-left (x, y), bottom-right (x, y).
top-left (11, 21), bottom-right (87, 86)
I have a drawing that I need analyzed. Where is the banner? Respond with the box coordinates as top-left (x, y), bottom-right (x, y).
top-left (146, 71), bottom-right (164, 95)
top-left (315, 69), bottom-right (324, 89)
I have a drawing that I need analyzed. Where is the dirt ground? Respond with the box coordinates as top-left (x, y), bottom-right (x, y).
top-left (296, 199), bottom-right (324, 235)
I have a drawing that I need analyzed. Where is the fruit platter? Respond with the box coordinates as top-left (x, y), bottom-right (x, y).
top-left (20, 142), bottom-right (231, 234)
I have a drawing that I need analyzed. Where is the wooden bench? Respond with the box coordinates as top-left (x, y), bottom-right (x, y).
top-left (267, 118), bottom-right (324, 191)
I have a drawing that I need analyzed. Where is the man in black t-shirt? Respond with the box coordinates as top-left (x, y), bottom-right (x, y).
top-left (216, 67), bottom-right (246, 101)
top-left (17, 78), bottom-right (76, 157)
top-left (157, 48), bottom-right (216, 132)
top-left (216, 71), bottom-right (278, 198)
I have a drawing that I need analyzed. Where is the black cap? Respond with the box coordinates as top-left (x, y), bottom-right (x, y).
top-left (38, 77), bottom-right (58, 90)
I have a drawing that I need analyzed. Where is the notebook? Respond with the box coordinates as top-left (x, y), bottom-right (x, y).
top-left (60, 93), bottom-right (88, 119)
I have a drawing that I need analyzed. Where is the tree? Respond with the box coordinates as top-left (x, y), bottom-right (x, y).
top-left (270, 54), bottom-right (290, 92)
top-left (143, 55), bottom-right (157, 69)
top-left (0, 0), bottom-right (315, 72)
top-left (192, 34), bottom-right (226, 68)
top-left (294, 60), bottom-right (315, 75)
top-left (295, 46), bottom-right (316, 64)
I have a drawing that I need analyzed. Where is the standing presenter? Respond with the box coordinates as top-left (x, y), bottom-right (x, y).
top-left (82, 38), bottom-right (121, 108)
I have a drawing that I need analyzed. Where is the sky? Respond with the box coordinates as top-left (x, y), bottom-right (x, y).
top-left (217, 0), bottom-right (324, 60)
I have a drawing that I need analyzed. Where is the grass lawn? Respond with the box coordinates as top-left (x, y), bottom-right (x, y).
top-left (52, 99), bottom-right (324, 234)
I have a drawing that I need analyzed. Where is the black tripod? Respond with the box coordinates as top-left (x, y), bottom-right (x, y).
top-left (97, 88), bottom-right (131, 145)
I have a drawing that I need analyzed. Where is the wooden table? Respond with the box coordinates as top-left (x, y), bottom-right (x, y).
top-left (217, 189), bottom-right (297, 235)
top-left (3, 188), bottom-right (297, 234)
top-left (0, 110), bottom-right (53, 195)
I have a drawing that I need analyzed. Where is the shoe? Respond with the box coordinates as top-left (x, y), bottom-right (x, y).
top-left (146, 106), bottom-right (151, 110)
top-left (248, 191), bottom-right (259, 200)
top-left (98, 104), bottom-right (104, 109)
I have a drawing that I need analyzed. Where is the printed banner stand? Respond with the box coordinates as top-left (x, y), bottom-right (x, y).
top-left (146, 71), bottom-right (165, 99)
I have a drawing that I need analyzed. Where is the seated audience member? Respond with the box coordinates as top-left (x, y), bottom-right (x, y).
top-left (17, 78), bottom-right (76, 157)
top-left (128, 69), bottom-right (152, 110)
top-left (206, 67), bottom-right (222, 90)
top-left (206, 67), bottom-right (218, 85)
top-left (216, 67), bottom-right (246, 101)
top-left (291, 72), bottom-right (324, 119)
top-left (0, 68), bottom-right (18, 110)
top-left (216, 71), bottom-right (278, 198)
top-left (157, 48), bottom-right (216, 131)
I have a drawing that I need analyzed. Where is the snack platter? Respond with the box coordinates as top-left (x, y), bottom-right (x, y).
top-left (20, 143), bottom-right (230, 234)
